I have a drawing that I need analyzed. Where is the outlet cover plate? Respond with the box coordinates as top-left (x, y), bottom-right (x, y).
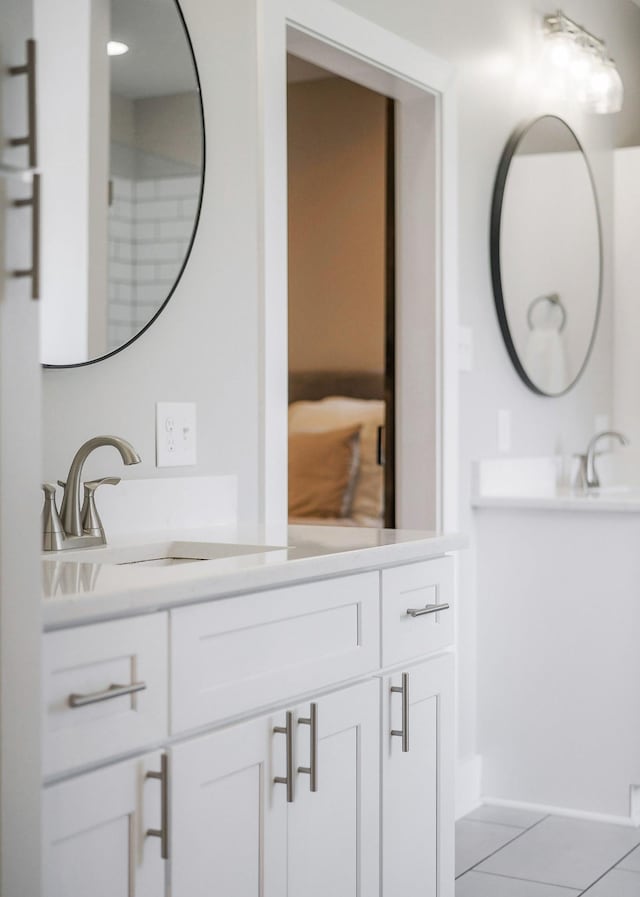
top-left (156, 402), bottom-right (197, 467)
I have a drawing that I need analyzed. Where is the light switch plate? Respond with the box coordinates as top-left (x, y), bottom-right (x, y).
top-left (458, 326), bottom-right (473, 372)
top-left (156, 402), bottom-right (197, 467)
top-left (497, 408), bottom-right (511, 454)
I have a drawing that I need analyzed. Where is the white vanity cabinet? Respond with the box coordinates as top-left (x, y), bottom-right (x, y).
top-left (171, 679), bottom-right (380, 896)
top-left (41, 546), bottom-right (458, 896)
top-left (43, 751), bottom-right (166, 897)
top-left (42, 614), bottom-right (169, 776)
top-left (382, 654), bottom-right (455, 897)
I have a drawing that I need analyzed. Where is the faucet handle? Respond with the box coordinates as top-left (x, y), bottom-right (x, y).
top-left (84, 477), bottom-right (121, 490)
top-left (42, 482), bottom-right (66, 551)
top-left (81, 477), bottom-right (121, 541)
top-left (572, 454), bottom-right (588, 490)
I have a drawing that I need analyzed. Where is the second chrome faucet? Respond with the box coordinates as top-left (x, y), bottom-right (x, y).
top-left (575, 430), bottom-right (629, 490)
top-left (42, 436), bottom-right (141, 551)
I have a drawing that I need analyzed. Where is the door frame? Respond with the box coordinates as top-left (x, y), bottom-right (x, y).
top-left (258, 0), bottom-right (459, 532)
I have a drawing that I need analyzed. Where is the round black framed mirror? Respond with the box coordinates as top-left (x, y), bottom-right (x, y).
top-left (41, 0), bottom-right (205, 369)
top-left (490, 115), bottom-right (602, 397)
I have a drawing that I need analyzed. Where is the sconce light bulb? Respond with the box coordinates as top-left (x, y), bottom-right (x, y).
top-left (545, 31), bottom-right (574, 69)
top-left (107, 41), bottom-right (129, 57)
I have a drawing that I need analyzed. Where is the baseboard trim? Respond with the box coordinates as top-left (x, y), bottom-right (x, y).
top-left (481, 795), bottom-right (640, 828)
top-left (456, 754), bottom-right (483, 820)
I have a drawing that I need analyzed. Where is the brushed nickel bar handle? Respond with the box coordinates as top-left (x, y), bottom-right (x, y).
top-left (146, 753), bottom-right (169, 860)
top-left (68, 680), bottom-right (147, 708)
top-left (274, 711), bottom-right (294, 803)
top-left (9, 39), bottom-right (37, 168)
top-left (12, 172), bottom-right (40, 299)
top-left (298, 702), bottom-right (318, 792)
top-left (391, 672), bottom-right (409, 752)
top-left (406, 602), bottom-right (450, 618)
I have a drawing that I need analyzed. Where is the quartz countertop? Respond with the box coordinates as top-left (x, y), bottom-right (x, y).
top-left (473, 490), bottom-right (640, 513)
top-left (42, 524), bottom-right (466, 630)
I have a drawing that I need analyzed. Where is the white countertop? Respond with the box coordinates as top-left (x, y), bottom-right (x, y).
top-left (42, 524), bottom-right (465, 630)
top-left (473, 490), bottom-right (640, 513)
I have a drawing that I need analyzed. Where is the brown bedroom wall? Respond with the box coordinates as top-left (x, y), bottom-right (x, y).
top-left (287, 75), bottom-right (387, 374)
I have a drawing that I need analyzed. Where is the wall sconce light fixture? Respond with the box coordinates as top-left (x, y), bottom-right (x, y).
top-left (544, 10), bottom-right (623, 114)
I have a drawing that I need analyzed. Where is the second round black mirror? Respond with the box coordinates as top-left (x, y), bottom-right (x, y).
top-left (490, 115), bottom-right (602, 396)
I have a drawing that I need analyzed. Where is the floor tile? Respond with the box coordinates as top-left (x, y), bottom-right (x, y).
top-left (456, 870), bottom-right (580, 897)
top-left (477, 815), bottom-right (640, 890)
top-left (581, 868), bottom-right (640, 895)
top-left (466, 805), bottom-right (547, 830)
top-left (456, 820), bottom-right (522, 877)
top-left (618, 844), bottom-right (640, 872)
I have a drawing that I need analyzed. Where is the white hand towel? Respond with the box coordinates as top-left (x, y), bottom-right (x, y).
top-left (524, 327), bottom-right (569, 394)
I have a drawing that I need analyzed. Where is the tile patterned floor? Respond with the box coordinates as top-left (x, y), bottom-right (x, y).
top-left (456, 807), bottom-right (640, 895)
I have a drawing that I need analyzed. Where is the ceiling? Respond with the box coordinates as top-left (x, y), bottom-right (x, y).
top-left (110, 0), bottom-right (198, 100)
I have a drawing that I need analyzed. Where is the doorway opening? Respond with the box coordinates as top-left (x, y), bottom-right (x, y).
top-left (287, 56), bottom-right (396, 528)
top-left (262, 12), bottom-right (457, 534)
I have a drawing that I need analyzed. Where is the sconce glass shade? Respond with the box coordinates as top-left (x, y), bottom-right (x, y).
top-left (588, 59), bottom-right (624, 113)
top-left (542, 11), bottom-right (623, 114)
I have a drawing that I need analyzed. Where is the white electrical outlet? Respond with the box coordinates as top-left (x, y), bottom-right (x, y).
top-left (156, 402), bottom-right (197, 467)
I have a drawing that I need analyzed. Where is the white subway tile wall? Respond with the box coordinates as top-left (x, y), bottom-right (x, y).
top-left (107, 175), bottom-right (200, 351)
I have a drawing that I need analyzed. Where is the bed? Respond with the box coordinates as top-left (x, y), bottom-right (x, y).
top-left (288, 370), bottom-right (386, 528)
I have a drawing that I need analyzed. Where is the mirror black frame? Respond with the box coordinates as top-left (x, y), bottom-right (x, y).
top-left (490, 114), bottom-right (603, 397)
top-left (44, 0), bottom-right (206, 370)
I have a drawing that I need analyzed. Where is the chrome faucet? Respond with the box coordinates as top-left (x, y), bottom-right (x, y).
top-left (42, 435), bottom-right (141, 551)
top-left (576, 430), bottom-right (629, 489)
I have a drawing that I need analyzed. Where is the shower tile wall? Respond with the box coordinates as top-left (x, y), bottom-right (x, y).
top-left (108, 177), bottom-right (135, 350)
top-left (108, 175), bottom-right (200, 351)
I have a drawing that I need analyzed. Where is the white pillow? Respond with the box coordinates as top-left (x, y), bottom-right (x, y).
top-left (288, 397), bottom-right (385, 522)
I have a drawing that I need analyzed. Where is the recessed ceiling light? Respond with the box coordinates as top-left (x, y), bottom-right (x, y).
top-left (107, 41), bottom-right (129, 57)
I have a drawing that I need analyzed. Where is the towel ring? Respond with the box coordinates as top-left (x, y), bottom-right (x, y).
top-left (527, 293), bottom-right (567, 333)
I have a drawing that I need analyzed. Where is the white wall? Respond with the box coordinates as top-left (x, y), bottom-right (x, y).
top-left (613, 147), bottom-right (640, 483)
top-left (40, 0), bottom-right (640, 813)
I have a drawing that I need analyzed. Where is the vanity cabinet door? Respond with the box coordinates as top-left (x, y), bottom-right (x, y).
top-left (43, 751), bottom-right (166, 897)
top-left (171, 713), bottom-right (286, 897)
top-left (170, 679), bottom-right (380, 897)
top-left (382, 653), bottom-right (455, 897)
top-left (287, 680), bottom-right (380, 897)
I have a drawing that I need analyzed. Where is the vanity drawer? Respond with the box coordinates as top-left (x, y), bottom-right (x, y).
top-left (43, 614), bottom-right (168, 776)
top-left (381, 556), bottom-right (454, 667)
top-left (170, 571), bottom-right (380, 733)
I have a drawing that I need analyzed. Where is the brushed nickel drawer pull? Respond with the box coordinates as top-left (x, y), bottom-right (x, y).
top-left (298, 702), bottom-right (318, 792)
top-left (274, 711), bottom-right (294, 803)
top-left (12, 172), bottom-right (40, 299)
top-left (406, 602), bottom-right (450, 618)
top-left (146, 753), bottom-right (169, 860)
top-left (68, 680), bottom-right (147, 708)
top-left (391, 672), bottom-right (409, 752)
top-left (9, 39), bottom-right (38, 167)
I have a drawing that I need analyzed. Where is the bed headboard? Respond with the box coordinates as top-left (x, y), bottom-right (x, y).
top-left (288, 370), bottom-right (385, 404)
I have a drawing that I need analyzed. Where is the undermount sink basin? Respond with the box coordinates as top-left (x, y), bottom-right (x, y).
top-left (46, 540), bottom-right (285, 567)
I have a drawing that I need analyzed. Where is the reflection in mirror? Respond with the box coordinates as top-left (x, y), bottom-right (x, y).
top-left (38, 0), bottom-right (204, 367)
top-left (491, 115), bottom-right (602, 396)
